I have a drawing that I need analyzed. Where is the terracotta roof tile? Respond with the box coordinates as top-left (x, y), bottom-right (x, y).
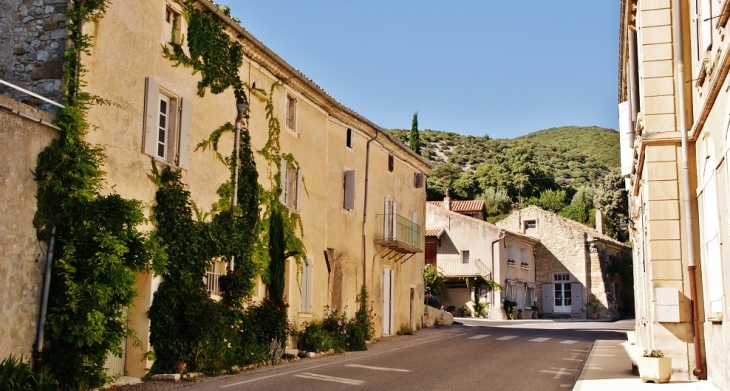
top-left (428, 200), bottom-right (484, 213)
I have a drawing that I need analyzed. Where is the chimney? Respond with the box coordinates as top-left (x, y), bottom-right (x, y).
top-left (444, 189), bottom-right (451, 211)
top-left (595, 209), bottom-right (604, 235)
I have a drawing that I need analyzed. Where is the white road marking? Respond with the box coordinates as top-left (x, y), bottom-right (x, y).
top-left (467, 334), bottom-right (491, 339)
top-left (295, 373), bottom-right (365, 385)
top-left (496, 335), bottom-right (517, 340)
top-left (560, 340), bottom-right (578, 344)
top-left (530, 337), bottom-right (550, 342)
top-left (560, 384), bottom-right (572, 388)
top-left (220, 332), bottom-right (468, 387)
top-left (562, 352), bottom-right (585, 362)
top-left (540, 367), bottom-right (579, 379)
top-left (345, 364), bottom-right (411, 372)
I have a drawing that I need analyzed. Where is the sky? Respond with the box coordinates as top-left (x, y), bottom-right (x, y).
top-left (227, 1), bottom-right (620, 139)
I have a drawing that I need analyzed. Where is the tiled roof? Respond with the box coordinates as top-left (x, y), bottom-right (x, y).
top-left (518, 205), bottom-right (629, 248)
top-left (427, 200), bottom-right (484, 213)
top-left (424, 226), bottom-right (446, 238)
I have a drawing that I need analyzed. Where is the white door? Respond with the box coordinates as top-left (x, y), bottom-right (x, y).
top-left (516, 286), bottom-right (524, 310)
top-left (553, 273), bottom-right (572, 313)
top-left (382, 268), bottom-right (394, 334)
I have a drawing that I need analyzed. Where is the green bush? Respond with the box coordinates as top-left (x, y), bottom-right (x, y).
top-left (0, 355), bottom-right (58, 391)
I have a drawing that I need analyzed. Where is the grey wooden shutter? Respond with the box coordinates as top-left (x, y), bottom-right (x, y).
top-left (178, 97), bottom-right (192, 169)
top-left (143, 77), bottom-right (159, 156)
top-left (541, 283), bottom-right (553, 314)
top-left (415, 173), bottom-right (425, 188)
top-left (571, 283), bottom-right (583, 313)
top-left (343, 170), bottom-right (355, 210)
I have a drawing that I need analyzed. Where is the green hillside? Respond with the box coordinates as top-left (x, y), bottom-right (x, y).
top-left (389, 125), bottom-right (620, 190)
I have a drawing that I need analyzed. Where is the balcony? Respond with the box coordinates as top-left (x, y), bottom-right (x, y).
top-left (374, 213), bottom-right (422, 254)
top-left (436, 257), bottom-right (491, 280)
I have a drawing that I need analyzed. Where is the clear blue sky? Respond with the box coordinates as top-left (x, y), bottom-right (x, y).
top-left (227, 1), bottom-right (620, 139)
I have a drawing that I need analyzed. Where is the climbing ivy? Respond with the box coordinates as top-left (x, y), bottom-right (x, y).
top-left (32, 1), bottom-right (165, 388)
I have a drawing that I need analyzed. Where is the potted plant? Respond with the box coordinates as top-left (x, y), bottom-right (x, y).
top-left (503, 300), bottom-right (517, 320)
top-left (585, 299), bottom-right (601, 319)
top-left (639, 350), bottom-right (672, 383)
top-left (626, 327), bottom-right (636, 345)
top-left (446, 305), bottom-right (456, 316)
top-left (530, 304), bottom-right (539, 319)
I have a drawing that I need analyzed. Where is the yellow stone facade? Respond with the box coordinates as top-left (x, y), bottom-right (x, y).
top-left (0, 0), bottom-right (431, 377)
top-left (619, 0), bottom-right (730, 388)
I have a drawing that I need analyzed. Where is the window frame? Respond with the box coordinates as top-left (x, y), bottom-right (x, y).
top-left (163, 2), bottom-right (183, 45)
top-left (285, 93), bottom-right (297, 131)
top-left (346, 128), bottom-right (354, 149)
top-left (143, 77), bottom-right (191, 169)
top-left (388, 154), bottom-right (394, 172)
top-left (281, 160), bottom-right (301, 210)
top-left (343, 169), bottom-right (356, 211)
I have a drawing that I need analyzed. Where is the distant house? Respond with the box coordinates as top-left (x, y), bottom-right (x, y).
top-left (427, 190), bottom-right (485, 220)
top-left (426, 199), bottom-right (539, 320)
top-left (497, 206), bottom-right (631, 319)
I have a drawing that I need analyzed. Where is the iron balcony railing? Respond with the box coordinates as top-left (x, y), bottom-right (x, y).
top-left (374, 213), bottom-right (422, 253)
top-left (436, 257), bottom-right (492, 280)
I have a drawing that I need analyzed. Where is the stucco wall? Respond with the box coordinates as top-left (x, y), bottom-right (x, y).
top-left (0, 95), bottom-right (58, 358)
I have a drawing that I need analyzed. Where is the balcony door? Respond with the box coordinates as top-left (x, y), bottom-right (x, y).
top-left (383, 268), bottom-right (394, 335)
top-left (384, 196), bottom-right (396, 240)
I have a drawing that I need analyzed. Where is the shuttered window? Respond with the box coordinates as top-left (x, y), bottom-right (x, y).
top-left (300, 259), bottom-right (313, 312)
top-left (143, 77), bottom-right (192, 169)
top-left (280, 159), bottom-right (302, 210)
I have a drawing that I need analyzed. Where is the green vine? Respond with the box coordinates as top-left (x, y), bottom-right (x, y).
top-left (32, 1), bottom-right (165, 388)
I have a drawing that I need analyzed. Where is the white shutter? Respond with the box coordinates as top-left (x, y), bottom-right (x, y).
top-left (383, 196), bottom-right (391, 238)
top-left (702, 0), bottom-right (713, 51)
top-left (343, 170), bottom-right (355, 210)
top-left (301, 259), bottom-right (313, 312)
top-left (178, 97), bottom-right (192, 169)
top-left (542, 283), bottom-right (553, 313)
top-left (382, 268), bottom-right (394, 334)
top-left (571, 283), bottom-right (583, 313)
top-left (280, 158), bottom-right (287, 204)
top-left (392, 201), bottom-right (397, 241)
top-left (143, 77), bottom-right (159, 156)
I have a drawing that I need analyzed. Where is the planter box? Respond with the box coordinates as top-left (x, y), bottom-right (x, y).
top-left (626, 330), bottom-right (636, 345)
top-left (639, 357), bottom-right (672, 383)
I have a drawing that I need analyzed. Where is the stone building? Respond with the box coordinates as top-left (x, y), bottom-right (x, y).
top-left (425, 201), bottom-right (539, 320)
top-left (0, 0), bottom-right (431, 377)
top-left (497, 206), bottom-right (631, 320)
top-left (618, 0), bottom-right (730, 387)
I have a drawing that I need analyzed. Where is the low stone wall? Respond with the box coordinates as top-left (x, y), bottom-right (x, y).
top-left (423, 305), bottom-right (454, 327)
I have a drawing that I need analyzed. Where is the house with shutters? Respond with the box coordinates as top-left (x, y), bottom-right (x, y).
top-left (497, 206), bottom-right (631, 319)
top-left (0, 0), bottom-right (431, 377)
top-left (425, 198), bottom-right (539, 320)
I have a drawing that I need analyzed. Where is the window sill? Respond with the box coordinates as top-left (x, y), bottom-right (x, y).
top-left (707, 313), bottom-right (723, 323)
top-left (507, 264), bottom-right (517, 268)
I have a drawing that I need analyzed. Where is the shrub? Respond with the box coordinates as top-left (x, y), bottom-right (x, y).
top-left (0, 355), bottom-right (58, 391)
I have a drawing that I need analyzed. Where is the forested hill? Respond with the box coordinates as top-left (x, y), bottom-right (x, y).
top-left (389, 125), bottom-right (620, 191)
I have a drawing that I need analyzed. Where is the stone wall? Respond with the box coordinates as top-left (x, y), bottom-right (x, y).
top-left (0, 0), bottom-right (67, 111)
top-left (0, 94), bottom-right (58, 358)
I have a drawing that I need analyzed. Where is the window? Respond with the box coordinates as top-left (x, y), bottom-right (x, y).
top-left (388, 155), bottom-right (394, 172)
top-left (285, 94), bottom-right (296, 131)
top-left (702, 160), bottom-right (723, 317)
top-left (281, 160), bottom-right (301, 210)
top-left (507, 245), bottom-right (516, 266)
top-left (343, 170), bottom-right (355, 210)
top-left (520, 248), bottom-right (529, 269)
top-left (206, 260), bottom-right (226, 297)
top-left (346, 128), bottom-right (354, 148)
top-left (164, 4), bottom-right (182, 44)
top-left (462, 250), bottom-right (470, 264)
top-left (525, 285), bottom-right (536, 308)
top-left (143, 78), bottom-right (191, 168)
top-left (383, 196), bottom-right (397, 240)
top-left (414, 173), bottom-right (425, 188)
top-left (300, 259), bottom-right (313, 312)
top-left (524, 220), bottom-right (537, 235)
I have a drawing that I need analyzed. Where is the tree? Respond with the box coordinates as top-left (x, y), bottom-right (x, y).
top-left (594, 168), bottom-right (629, 242)
top-left (479, 187), bottom-right (512, 217)
top-left (409, 111), bottom-right (421, 155)
top-left (426, 162), bottom-right (463, 200)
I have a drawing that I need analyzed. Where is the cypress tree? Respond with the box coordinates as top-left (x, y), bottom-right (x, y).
top-left (409, 111), bottom-right (421, 154)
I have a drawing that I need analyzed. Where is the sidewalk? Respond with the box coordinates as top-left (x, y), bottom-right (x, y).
top-left (573, 340), bottom-right (720, 391)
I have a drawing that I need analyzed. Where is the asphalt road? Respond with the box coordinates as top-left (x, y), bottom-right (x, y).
top-left (123, 319), bottom-right (633, 391)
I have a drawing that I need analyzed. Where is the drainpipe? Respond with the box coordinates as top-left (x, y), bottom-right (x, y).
top-left (362, 129), bottom-right (380, 288)
top-left (489, 230), bottom-right (506, 318)
top-left (34, 227), bottom-right (55, 370)
top-left (672, 0), bottom-right (705, 378)
top-left (229, 99), bottom-right (247, 271)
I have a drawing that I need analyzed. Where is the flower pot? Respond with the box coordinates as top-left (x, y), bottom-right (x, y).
top-left (626, 330), bottom-right (636, 345)
top-left (639, 356), bottom-right (672, 383)
top-left (172, 360), bottom-right (187, 373)
top-left (531, 311), bottom-right (538, 319)
top-left (516, 309), bottom-right (523, 319)
top-left (590, 312), bottom-right (598, 319)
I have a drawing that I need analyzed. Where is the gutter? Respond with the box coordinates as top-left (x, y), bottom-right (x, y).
top-left (361, 129), bottom-right (380, 287)
top-left (672, 0), bottom-right (705, 378)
